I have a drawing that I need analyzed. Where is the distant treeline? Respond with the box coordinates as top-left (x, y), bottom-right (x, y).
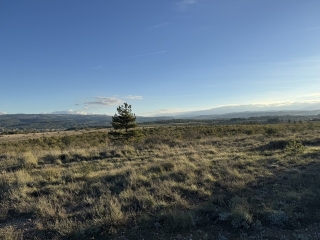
top-left (142, 115), bottom-right (320, 126)
top-left (0, 114), bottom-right (320, 133)
top-left (0, 114), bottom-right (112, 132)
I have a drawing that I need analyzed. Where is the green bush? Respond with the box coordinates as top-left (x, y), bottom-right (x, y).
top-left (285, 140), bottom-right (305, 155)
top-left (264, 127), bottom-right (278, 136)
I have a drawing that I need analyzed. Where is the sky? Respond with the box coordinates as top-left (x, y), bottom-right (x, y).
top-left (1, 0), bottom-right (320, 116)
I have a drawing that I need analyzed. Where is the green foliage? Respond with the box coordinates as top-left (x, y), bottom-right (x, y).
top-left (111, 103), bottom-right (137, 132)
top-left (285, 140), bottom-right (305, 155)
top-left (264, 127), bottom-right (279, 136)
top-left (109, 103), bottom-right (140, 143)
top-left (108, 129), bottom-right (143, 144)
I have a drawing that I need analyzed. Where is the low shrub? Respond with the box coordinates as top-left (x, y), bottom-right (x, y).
top-left (285, 140), bottom-right (305, 155)
top-left (20, 151), bottom-right (38, 168)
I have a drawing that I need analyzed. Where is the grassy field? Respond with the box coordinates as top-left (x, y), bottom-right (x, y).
top-left (0, 123), bottom-right (320, 239)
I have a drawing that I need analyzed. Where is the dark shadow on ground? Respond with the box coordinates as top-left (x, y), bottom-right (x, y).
top-left (101, 160), bottom-right (320, 240)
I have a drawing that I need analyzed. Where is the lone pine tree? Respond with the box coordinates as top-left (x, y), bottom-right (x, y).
top-left (111, 102), bottom-right (137, 132)
top-left (109, 103), bottom-right (141, 143)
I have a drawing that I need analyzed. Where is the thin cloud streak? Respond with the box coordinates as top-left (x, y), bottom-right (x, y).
top-left (83, 95), bottom-right (143, 110)
top-left (303, 27), bottom-right (320, 31)
top-left (142, 90), bottom-right (320, 116)
top-left (85, 97), bottom-right (122, 106)
top-left (91, 65), bottom-right (103, 69)
top-left (278, 27), bottom-right (320, 37)
top-left (148, 22), bottom-right (169, 30)
top-left (177, 0), bottom-right (198, 10)
top-left (125, 95), bottom-right (143, 100)
top-left (122, 51), bottom-right (167, 59)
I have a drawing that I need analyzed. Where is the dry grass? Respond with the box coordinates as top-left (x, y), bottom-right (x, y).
top-left (0, 123), bottom-right (320, 239)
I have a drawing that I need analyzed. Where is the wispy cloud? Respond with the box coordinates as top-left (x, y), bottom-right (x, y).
top-left (279, 27), bottom-right (320, 37)
top-left (142, 95), bottom-right (320, 116)
top-left (0, 111), bottom-right (7, 115)
top-left (307, 92), bottom-right (320, 97)
top-left (85, 97), bottom-right (122, 106)
top-left (125, 95), bottom-right (143, 100)
top-left (122, 51), bottom-right (167, 59)
top-left (303, 27), bottom-right (320, 31)
top-left (148, 22), bottom-right (169, 30)
top-left (271, 55), bottom-right (320, 66)
top-left (91, 65), bottom-right (103, 69)
top-left (177, 0), bottom-right (198, 10)
top-left (83, 95), bottom-right (143, 110)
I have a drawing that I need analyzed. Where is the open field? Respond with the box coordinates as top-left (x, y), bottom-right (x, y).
top-left (0, 129), bottom-right (108, 143)
top-left (1, 123), bottom-right (320, 239)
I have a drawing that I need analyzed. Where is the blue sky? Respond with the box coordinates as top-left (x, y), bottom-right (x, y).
top-left (1, 0), bottom-right (319, 116)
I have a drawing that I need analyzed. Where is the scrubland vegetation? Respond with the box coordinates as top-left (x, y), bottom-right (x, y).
top-left (1, 122), bottom-right (320, 239)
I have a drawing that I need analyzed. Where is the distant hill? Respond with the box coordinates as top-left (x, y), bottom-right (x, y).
top-left (174, 103), bottom-right (320, 118)
top-left (0, 114), bottom-right (173, 131)
top-left (179, 110), bottom-right (320, 119)
top-left (0, 110), bottom-right (320, 131)
top-left (0, 114), bottom-right (111, 131)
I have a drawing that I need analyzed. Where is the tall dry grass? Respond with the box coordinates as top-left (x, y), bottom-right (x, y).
top-left (0, 123), bottom-right (320, 239)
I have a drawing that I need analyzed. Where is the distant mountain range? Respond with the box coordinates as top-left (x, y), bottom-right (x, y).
top-left (0, 107), bottom-right (320, 131)
top-left (178, 110), bottom-right (320, 119)
top-left (166, 102), bottom-right (320, 118)
top-left (0, 114), bottom-right (174, 131)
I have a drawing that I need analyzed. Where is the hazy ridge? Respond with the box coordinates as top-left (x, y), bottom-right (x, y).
top-left (1, 109), bottom-right (320, 131)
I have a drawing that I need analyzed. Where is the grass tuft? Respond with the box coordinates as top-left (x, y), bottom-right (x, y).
top-left (0, 123), bottom-right (320, 239)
